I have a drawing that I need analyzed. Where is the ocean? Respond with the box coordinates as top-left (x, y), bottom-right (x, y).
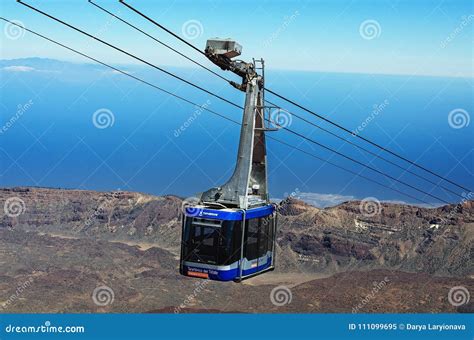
top-left (0, 58), bottom-right (472, 206)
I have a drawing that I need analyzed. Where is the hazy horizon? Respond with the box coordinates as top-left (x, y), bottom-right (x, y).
top-left (2, 56), bottom-right (474, 80)
top-left (1, 0), bottom-right (472, 77)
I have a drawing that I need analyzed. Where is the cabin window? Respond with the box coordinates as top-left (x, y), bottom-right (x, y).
top-left (265, 215), bottom-right (274, 252)
top-left (223, 220), bottom-right (242, 265)
top-left (258, 216), bottom-right (269, 257)
top-left (244, 215), bottom-right (274, 260)
top-left (191, 225), bottom-right (219, 264)
top-left (183, 213), bottom-right (274, 266)
top-left (182, 218), bottom-right (220, 264)
top-left (244, 218), bottom-right (260, 260)
top-left (183, 218), bottom-right (244, 266)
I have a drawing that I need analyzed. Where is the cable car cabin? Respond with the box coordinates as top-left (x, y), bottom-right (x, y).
top-left (180, 204), bottom-right (277, 281)
top-left (179, 39), bottom-right (277, 282)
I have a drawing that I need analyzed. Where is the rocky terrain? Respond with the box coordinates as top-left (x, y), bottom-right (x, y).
top-left (0, 187), bottom-right (472, 313)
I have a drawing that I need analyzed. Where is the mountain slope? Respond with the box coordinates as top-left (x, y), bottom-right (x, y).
top-left (0, 187), bottom-right (472, 313)
top-left (2, 187), bottom-right (471, 276)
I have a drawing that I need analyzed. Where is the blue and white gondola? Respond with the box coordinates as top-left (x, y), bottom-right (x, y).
top-left (180, 204), bottom-right (277, 281)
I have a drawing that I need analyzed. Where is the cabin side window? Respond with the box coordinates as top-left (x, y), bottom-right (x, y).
top-left (259, 215), bottom-right (271, 256)
top-left (183, 218), bottom-right (221, 264)
top-left (222, 220), bottom-right (242, 265)
top-left (244, 216), bottom-right (275, 260)
top-left (244, 218), bottom-right (260, 260)
top-left (265, 214), bottom-right (274, 252)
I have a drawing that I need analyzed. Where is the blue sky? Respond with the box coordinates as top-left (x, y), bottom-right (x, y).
top-left (1, 0), bottom-right (473, 77)
top-left (0, 1), bottom-right (472, 206)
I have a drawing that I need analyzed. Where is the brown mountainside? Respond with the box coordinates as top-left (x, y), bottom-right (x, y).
top-left (0, 187), bottom-right (472, 313)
